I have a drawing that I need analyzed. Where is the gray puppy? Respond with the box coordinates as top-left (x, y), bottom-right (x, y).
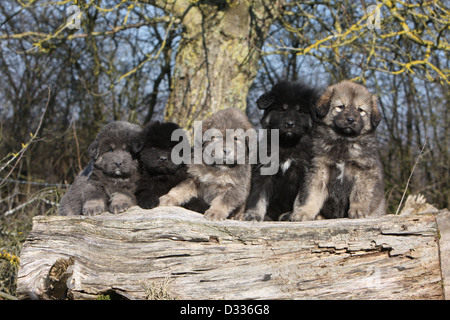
top-left (59, 121), bottom-right (143, 216)
top-left (289, 81), bottom-right (386, 221)
top-left (159, 108), bottom-right (253, 221)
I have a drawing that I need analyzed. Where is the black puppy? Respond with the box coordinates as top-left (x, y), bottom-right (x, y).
top-left (135, 121), bottom-right (209, 212)
top-left (135, 122), bottom-right (189, 209)
top-left (244, 81), bottom-right (318, 221)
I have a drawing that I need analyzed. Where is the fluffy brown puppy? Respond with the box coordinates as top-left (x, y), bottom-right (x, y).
top-left (59, 121), bottom-right (143, 216)
top-left (289, 80), bottom-right (386, 221)
top-left (159, 108), bottom-right (253, 221)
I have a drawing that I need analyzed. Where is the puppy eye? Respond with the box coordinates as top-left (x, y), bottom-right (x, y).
top-left (108, 148), bottom-right (114, 153)
top-left (358, 108), bottom-right (367, 116)
top-left (335, 105), bottom-right (345, 112)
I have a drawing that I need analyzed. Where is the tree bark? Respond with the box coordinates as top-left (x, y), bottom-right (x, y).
top-left (144, 0), bottom-right (284, 128)
top-left (17, 207), bottom-right (449, 300)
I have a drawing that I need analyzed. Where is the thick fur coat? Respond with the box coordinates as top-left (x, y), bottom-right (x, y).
top-left (135, 122), bottom-right (188, 209)
top-left (289, 80), bottom-right (386, 221)
top-left (245, 81), bottom-right (318, 221)
top-left (159, 108), bottom-right (253, 221)
top-left (59, 121), bottom-right (143, 216)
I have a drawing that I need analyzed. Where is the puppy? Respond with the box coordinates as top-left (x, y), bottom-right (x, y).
top-left (59, 121), bottom-right (143, 216)
top-left (135, 121), bottom-right (188, 209)
top-left (245, 81), bottom-right (318, 221)
top-left (159, 108), bottom-right (253, 221)
top-left (289, 80), bottom-right (386, 221)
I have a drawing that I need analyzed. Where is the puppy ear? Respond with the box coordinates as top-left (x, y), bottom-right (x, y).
top-left (130, 135), bottom-right (144, 154)
top-left (370, 95), bottom-right (382, 129)
top-left (316, 86), bottom-right (333, 118)
top-left (128, 126), bottom-right (144, 153)
top-left (256, 92), bottom-right (276, 110)
top-left (202, 118), bottom-right (213, 135)
top-left (87, 140), bottom-right (100, 160)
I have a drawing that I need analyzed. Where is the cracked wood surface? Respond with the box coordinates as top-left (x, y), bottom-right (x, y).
top-left (16, 207), bottom-right (449, 299)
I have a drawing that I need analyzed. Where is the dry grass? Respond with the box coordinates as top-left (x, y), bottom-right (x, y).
top-left (144, 278), bottom-right (177, 300)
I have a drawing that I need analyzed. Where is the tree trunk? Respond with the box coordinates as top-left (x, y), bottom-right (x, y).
top-left (17, 207), bottom-right (449, 300)
top-left (157, 0), bottom-right (283, 128)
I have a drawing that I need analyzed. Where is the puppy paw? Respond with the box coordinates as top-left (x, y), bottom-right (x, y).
top-left (83, 199), bottom-right (105, 216)
top-left (278, 212), bottom-right (292, 221)
top-left (137, 198), bottom-right (159, 210)
top-left (109, 201), bottom-right (132, 214)
top-left (348, 203), bottom-right (368, 219)
top-left (204, 209), bottom-right (229, 221)
top-left (289, 209), bottom-right (317, 221)
top-left (244, 210), bottom-right (264, 222)
top-left (109, 193), bottom-right (134, 214)
top-left (159, 195), bottom-right (178, 207)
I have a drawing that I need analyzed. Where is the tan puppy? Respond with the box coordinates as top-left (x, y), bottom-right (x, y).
top-left (289, 80), bottom-right (386, 221)
top-left (159, 108), bottom-right (253, 221)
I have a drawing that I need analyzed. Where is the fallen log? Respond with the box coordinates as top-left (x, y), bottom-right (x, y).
top-left (16, 206), bottom-right (450, 300)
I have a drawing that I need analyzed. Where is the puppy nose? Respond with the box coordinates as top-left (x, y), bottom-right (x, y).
top-left (159, 156), bottom-right (168, 162)
top-left (285, 120), bottom-right (295, 128)
top-left (346, 117), bottom-right (355, 124)
top-left (114, 161), bottom-right (123, 167)
top-left (223, 148), bottom-right (231, 155)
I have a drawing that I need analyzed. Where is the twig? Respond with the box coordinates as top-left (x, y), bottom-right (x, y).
top-left (0, 291), bottom-right (18, 300)
top-left (395, 138), bottom-right (428, 215)
top-left (0, 87), bottom-right (50, 188)
top-left (72, 120), bottom-right (83, 173)
top-left (4, 189), bottom-right (58, 217)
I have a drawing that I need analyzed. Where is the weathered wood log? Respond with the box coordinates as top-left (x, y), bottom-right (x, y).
top-left (17, 206), bottom-right (450, 300)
